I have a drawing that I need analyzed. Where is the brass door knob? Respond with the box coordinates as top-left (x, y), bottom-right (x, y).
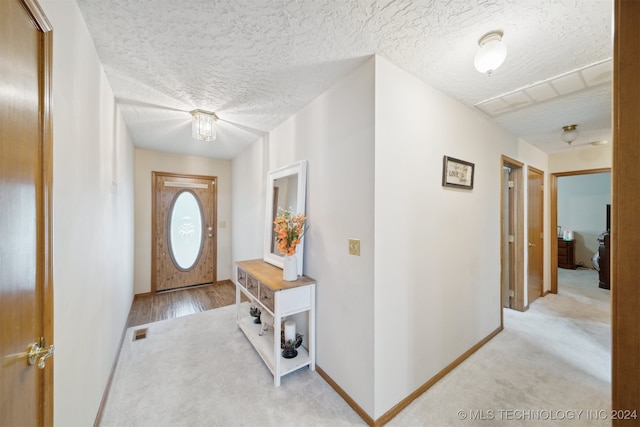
top-left (26, 342), bottom-right (54, 369)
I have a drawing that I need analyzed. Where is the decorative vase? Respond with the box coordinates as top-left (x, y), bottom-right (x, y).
top-left (283, 254), bottom-right (297, 281)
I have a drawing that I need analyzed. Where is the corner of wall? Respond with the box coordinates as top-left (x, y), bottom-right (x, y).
top-left (235, 58), bottom-right (377, 417)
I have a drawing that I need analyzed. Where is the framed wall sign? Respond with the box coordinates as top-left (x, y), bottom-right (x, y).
top-left (442, 156), bottom-right (475, 189)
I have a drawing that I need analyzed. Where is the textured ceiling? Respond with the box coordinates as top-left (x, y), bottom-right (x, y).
top-left (76, 0), bottom-right (613, 159)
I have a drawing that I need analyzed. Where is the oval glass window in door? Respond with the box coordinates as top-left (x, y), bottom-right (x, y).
top-left (168, 190), bottom-right (204, 270)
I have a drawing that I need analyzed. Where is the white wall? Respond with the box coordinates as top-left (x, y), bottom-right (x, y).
top-left (232, 58), bottom-right (377, 415)
top-left (40, 1), bottom-right (135, 425)
top-left (558, 173), bottom-right (611, 267)
top-left (272, 59), bottom-right (376, 415)
top-left (134, 149), bottom-right (232, 294)
top-left (549, 145), bottom-right (612, 173)
top-left (231, 55), bottom-right (552, 420)
top-left (231, 138), bottom-right (266, 269)
top-left (373, 56), bottom-right (544, 416)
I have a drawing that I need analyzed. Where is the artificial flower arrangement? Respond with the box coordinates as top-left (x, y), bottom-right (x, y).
top-left (273, 208), bottom-right (307, 256)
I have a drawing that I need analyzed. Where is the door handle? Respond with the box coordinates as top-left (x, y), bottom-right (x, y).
top-left (27, 341), bottom-right (54, 369)
top-left (528, 242), bottom-right (536, 247)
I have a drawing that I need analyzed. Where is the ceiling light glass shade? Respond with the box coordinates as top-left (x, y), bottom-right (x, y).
top-left (474, 30), bottom-right (507, 74)
top-left (190, 109), bottom-right (217, 142)
top-left (561, 124), bottom-right (579, 144)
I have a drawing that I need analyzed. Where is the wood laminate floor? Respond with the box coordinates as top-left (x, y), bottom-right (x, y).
top-left (126, 280), bottom-right (245, 328)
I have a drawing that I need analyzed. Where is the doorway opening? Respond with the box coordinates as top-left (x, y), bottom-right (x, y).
top-left (500, 156), bottom-right (525, 314)
top-left (550, 168), bottom-right (611, 294)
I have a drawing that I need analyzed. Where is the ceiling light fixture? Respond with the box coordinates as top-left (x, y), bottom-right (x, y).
top-left (190, 109), bottom-right (218, 142)
top-left (474, 30), bottom-right (507, 75)
top-left (561, 124), bottom-right (579, 145)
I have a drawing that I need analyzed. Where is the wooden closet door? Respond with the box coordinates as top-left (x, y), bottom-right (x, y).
top-left (527, 167), bottom-right (544, 306)
top-left (0, 0), bottom-right (54, 425)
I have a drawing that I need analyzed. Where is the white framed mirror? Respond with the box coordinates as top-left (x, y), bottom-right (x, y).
top-left (263, 160), bottom-right (307, 273)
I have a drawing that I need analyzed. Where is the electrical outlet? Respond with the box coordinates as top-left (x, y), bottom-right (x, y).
top-left (348, 238), bottom-right (360, 256)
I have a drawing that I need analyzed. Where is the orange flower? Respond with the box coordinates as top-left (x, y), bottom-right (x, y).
top-left (273, 209), bottom-right (307, 256)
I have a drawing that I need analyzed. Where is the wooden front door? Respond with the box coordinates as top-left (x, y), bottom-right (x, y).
top-left (152, 172), bottom-right (217, 292)
top-left (527, 167), bottom-right (544, 306)
top-left (0, 0), bottom-right (54, 425)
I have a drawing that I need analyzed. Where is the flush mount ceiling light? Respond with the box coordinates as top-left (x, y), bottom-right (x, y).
top-left (561, 124), bottom-right (579, 145)
top-left (190, 109), bottom-right (218, 142)
top-left (474, 30), bottom-right (507, 75)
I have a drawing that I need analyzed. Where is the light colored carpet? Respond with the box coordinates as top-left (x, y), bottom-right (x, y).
top-left (389, 268), bottom-right (610, 426)
top-left (101, 269), bottom-right (610, 426)
top-left (100, 304), bottom-right (366, 427)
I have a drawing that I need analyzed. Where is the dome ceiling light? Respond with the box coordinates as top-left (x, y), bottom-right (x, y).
top-left (561, 124), bottom-right (579, 145)
top-left (474, 30), bottom-right (507, 75)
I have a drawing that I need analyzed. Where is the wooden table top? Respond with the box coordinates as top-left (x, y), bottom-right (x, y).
top-left (236, 259), bottom-right (315, 292)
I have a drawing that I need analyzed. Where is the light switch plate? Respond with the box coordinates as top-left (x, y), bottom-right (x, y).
top-left (219, 221), bottom-right (226, 228)
top-left (348, 238), bottom-right (360, 256)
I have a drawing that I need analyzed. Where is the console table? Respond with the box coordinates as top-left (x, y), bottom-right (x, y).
top-left (235, 259), bottom-right (316, 386)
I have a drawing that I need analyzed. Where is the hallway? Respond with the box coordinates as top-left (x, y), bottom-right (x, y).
top-left (99, 269), bottom-right (611, 426)
top-left (387, 268), bottom-right (610, 426)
